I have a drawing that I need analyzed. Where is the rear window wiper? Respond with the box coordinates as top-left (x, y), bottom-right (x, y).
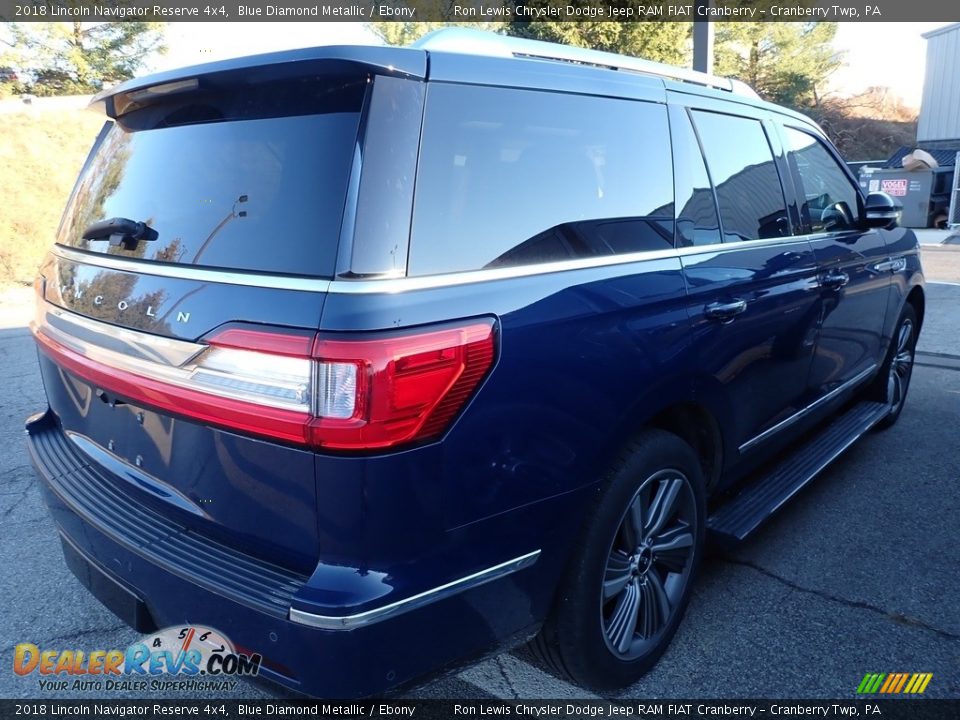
top-left (82, 217), bottom-right (158, 248)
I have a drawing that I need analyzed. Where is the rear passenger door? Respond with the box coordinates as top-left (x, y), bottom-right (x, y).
top-left (676, 104), bottom-right (822, 454)
top-left (779, 124), bottom-right (890, 396)
top-left (397, 81), bottom-right (693, 528)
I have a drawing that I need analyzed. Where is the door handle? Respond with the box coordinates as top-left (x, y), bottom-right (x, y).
top-left (822, 270), bottom-right (849, 289)
top-left (871, 258), bottom-right (906, 274)
top-left (705, 299), bottom-right (748, 323)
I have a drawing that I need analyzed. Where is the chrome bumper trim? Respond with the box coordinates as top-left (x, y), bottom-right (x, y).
top-left (289, 550), bottom-right (541, 630)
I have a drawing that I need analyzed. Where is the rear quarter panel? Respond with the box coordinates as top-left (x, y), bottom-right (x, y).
top-left (318, 258), bottom-right (694, 566)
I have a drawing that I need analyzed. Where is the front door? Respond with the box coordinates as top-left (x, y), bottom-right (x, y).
top-left (780, 125), bottom-right (891, 396)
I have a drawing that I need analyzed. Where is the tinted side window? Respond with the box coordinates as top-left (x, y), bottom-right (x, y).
top-left (671, 107), bottom-right (721, 247)
top-left (784, 126), bottom-right (861, 233)
top-left (691, 111), bottom-right (789, 242)
top-left (408, 85), bottom-right (674, 276)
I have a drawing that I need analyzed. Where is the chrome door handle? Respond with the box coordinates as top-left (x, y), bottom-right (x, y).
top-left (705, 299), bottom-right (747, 323)
top-left (822, 270), bottom-right (849, 289)
top-left (871, 258), bottom-right (906, 274)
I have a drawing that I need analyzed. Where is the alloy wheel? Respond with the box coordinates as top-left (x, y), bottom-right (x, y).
top-left (601, 470), bottom-right (697, 659)
top-left (887, 318), bottom-right (914, 413)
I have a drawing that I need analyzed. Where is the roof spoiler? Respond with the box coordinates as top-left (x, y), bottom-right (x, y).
top-left (89, 44), bottom-right (426, 119)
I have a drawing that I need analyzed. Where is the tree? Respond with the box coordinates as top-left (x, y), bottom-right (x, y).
top-left (370, 21), bottom-right (506, 47)
top-left (369, 10), bottom-right (689, 66)
top-left (713, 22), bottom-right (841, 109)
top-left (3, 22), bottom-right (165, 95)
top-left (369, 0), bottom-right (505, 47)
top-left (506, 19), bottom-right (690, 66)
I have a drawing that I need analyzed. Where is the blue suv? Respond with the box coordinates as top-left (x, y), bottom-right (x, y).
top-left (27, 29), bottom-right (923, 696)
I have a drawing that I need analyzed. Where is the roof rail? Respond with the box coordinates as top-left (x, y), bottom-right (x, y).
top-left (412, 28), bottom-right (759, 99)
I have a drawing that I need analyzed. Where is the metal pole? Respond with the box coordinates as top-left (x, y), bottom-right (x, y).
top-left (693, 0), bottom-right (715, 74)
top-left (949, 151), bottom-right (960, 229)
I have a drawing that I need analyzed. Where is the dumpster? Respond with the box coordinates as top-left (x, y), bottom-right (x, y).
top-left (858, 146), bottom-right (957, 228)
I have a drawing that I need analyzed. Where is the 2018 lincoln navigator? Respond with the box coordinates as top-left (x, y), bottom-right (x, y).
top-left (26, 29), bottom-right (923, 696)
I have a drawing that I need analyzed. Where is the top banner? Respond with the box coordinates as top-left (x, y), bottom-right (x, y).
top-left (1, 0), bottom-right (959, 22)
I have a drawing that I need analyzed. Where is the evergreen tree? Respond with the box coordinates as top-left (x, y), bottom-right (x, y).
top-left (370, 21), bottom-right (506, 46)
top-left (505, 19), bottom-right (690, 66)
top-left (714, 22), bottom-right (841, 109)
top-left (4, 22), bottom-right (166, 95)
top-left (369, 10), bottom-right (688, 66)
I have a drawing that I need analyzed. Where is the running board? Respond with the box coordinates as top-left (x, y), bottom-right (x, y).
top-left (707, 401), bottom-right (891, 544)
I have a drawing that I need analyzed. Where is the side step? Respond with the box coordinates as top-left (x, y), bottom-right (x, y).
top-left (707, 401), bottom-right (890, 544)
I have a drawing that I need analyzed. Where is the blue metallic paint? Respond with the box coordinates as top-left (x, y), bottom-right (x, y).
top-left (27, 42), bottom-right (926, 698)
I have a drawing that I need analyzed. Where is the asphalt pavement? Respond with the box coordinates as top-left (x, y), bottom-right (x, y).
top-left (1, 284), bottom-right (958, 701)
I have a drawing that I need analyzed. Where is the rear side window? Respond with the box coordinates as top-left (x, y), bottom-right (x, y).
top-left (58, 78), bottom-right (365, 277)
top-left (783, 126), bottom-right (861, 233)
top-left (671, 107), bottom-right (721, 247)
top-left (691, 111), bottom-right (789, 242)
top-left (408, 85), bottom-right (674, 276)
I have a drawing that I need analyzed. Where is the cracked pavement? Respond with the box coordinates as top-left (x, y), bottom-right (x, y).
top-left (1, 285), bottom-right (958, 699)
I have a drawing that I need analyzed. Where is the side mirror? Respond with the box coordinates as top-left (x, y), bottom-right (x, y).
top-left (864, 192), bottom-right (902, 229)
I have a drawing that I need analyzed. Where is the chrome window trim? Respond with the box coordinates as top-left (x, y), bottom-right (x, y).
top-left (738, 364), bottom-right (878, 454)
top-left (328, 251), bottom-right (682, 294)
top-left (54, 235), bottom-right (818, 296)
top-left (289, 550), bottom-right (541, 630)
top-left (50, 246), bottom-right (334, 293)
top-left (675, 235), bottom-right (812, 258)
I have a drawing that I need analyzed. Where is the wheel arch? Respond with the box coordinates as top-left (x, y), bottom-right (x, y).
top-left (906, 284), bottom-right (925, 333)
top-left (646, 402), bottom-right (723, 495)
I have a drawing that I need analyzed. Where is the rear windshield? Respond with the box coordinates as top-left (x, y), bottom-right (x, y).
top-left (58, 78), bottom-right (365, 277)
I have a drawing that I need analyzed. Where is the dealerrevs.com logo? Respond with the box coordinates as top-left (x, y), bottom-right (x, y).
top-left (14, 625), bottom-right (261, 693)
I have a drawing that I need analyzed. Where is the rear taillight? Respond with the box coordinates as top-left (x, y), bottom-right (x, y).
top-left (306, 323), bottom-right (496, 449)
top-left (35, 317), bottom-right (496, 452)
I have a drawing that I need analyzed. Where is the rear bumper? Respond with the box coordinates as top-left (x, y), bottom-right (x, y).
top-left (26, 409), bottom-right (546, 697)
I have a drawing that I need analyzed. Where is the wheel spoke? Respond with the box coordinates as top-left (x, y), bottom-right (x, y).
top-left (645, 477), bottom-right (682, 539)
top-left (897, 322), bottom-right (912, 354)
top-left (638, 580), bottom-right (664, 639)
top-left (646, 570), bottom-right (672, 633)
top-left (603, 551), bottom-right (633, 601)
top-left (650, 524), bottom-right (693, 554)
top-left (651, 524), bottom-right (693, 573)
top-left (606, 579), bottom-right (640, 653)
top-left (622, 493), bottom-right (645, 550)
top-left (895, 351), bottom-right (912, 375)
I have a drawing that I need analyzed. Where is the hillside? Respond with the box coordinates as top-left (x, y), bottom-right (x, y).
top-left (808, 88), bottom-right (919, 162)
top-left (0, 106), bottom-right (104, 285)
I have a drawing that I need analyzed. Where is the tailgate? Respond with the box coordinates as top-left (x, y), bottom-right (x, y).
top-left (30, 70), bottom-right (368, 573)
top-left (34, 256), bottom-right (327, 573)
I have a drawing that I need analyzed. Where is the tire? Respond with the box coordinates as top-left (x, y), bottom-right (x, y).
top-left (871, 304), bottom-right (918, 430)
top-left (531, 429), bottom-right (705, 691)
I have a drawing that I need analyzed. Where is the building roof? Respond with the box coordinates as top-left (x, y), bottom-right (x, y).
top-left (922, 23), bottom-right (960, 39)
top-left (884, 146), bottom-right (959, 169)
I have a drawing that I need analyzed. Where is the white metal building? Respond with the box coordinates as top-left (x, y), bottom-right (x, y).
top-left (918, 23), bottom-right (960, 147)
